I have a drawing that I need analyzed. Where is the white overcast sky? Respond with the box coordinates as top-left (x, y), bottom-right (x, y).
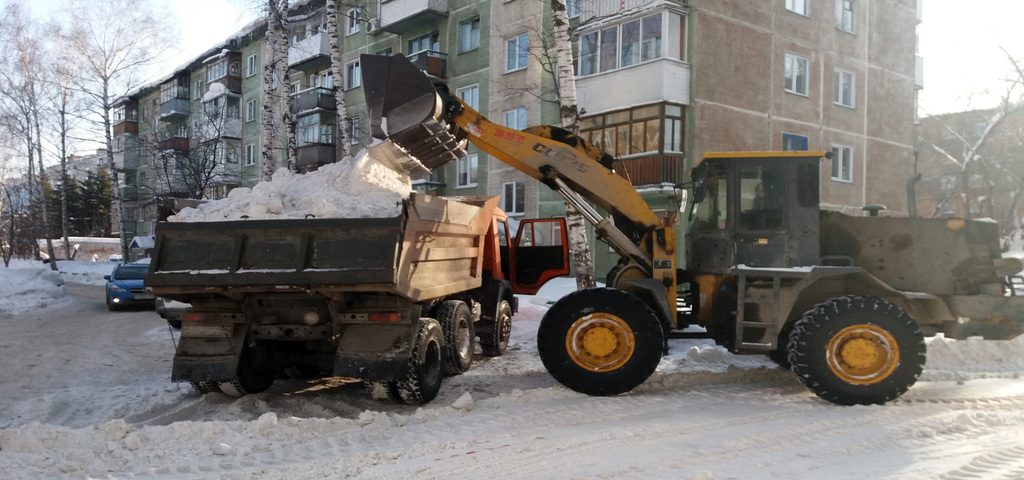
top-left (22, 0), bottom-right (1024, 117)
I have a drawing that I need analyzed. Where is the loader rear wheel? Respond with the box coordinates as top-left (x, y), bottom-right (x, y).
top-left (363, 380), bottom-right (401, 402)
top-left (436, 300), bottom-right (474, 375)
top-left (788, 295), bottom-right (925, 405)
top-left (537, 288), bottom-right (664, 396)
top-left (218, 344), bottom-right (275, 398)
top-left (479, 299), bottom-right (512, 357)
top-left (397, 318), bottom-right (444, 404)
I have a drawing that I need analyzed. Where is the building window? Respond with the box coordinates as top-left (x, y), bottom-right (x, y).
top-left (350, 117), bottom-right (359, 144)
top-left (376, 47), bottom-right (393, 56)
top-left (246, 54), bottom-right (257, 77)
top-left (782, 132), bottom-right (808, 151)
top-left (833, 69), bottom-right (855, 108)
top-left (457, 153), bottom-right (478, 188)
top-left (502, 181), bottom-right (525, 214)
top-left (784, 53), bottom-right (810, 96)
top-left (836, 0), bottom-right (855, 32)
top-left (458, 17), bottom-right (480, 53)
top-left (290, 81), bottom-right (301, 95)
top-left (245, 143), bottom-right (255, 166)
top-left (786, 0), bottom-right (809, 16)
top-left (408, 32), bottom-right (440, 54)
top-left (346, 61), bottom-right (361, 90)
top-left (505, 32), bottom-right (529, 72)
top-left (831, 145), bottom-right (853, 182)
top-left (297, 115), bottom-right (335, 145)
top-left (504, 107), bottom-right (527, 131)
top-left (206, 59), bottom-right (229, 82)
top-left (246, 99), bottom-right (256, 122)
top-left (192, 79), bottom-right (204, 100)
top-left (577, 13), bottom-right (674, 77)
top-left (579, 103), bottom-right (671, 157)
top-left (456, 84), bottom-right (479, 111)
top-left (347, 8), bottom-right (360, 35)
top-left (567, 0), bottom-right (581, 18)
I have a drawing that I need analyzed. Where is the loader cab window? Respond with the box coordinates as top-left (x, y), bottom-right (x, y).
top-left (691, 169), bottom-right (728, 231)
top-left (738, 164), bottom-right (785, 231)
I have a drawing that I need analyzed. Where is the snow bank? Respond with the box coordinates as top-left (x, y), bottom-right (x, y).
top-left (0, 265), bottom-right (69, 315)
top-left (170, 148), bottom-right (412, 222)
top-left (54, 260), bottom-right (116, 286)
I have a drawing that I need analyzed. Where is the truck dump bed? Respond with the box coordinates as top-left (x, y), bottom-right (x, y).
top-left (147, 193), bottom-right (499, 302)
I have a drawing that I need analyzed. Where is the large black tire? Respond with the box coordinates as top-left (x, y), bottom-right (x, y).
top-left (397, 318), bottom-right (445, 404)
top-left (218, 344), bottom-right (276, 398)
top-left (363, 380), bottom-right (402, 402)
top-left (167, 318), bottom-right (182, 330)
top-left (537, 288), bottom-right (664, 396)
top-left (788, 295), bottom-right (925, 405)
top-left (436, 300), bottom-right (474, 375)
top-left (767, 321), bottom-right (795, 369)
top-left (478, 299), bottom-right (512, 357)
top-left (190, 380), bottom-right (219, 394)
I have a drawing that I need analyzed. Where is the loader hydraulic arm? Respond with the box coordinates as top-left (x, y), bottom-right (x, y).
top-left (361, 53), bottom-right (676, 278)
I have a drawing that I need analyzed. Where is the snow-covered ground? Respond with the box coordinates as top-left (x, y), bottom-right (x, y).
top-left (1, 270), bottom-right (1024, 478)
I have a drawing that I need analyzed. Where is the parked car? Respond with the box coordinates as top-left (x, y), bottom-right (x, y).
top-left (155, 297), bottom-right (190, 329)
top-left (104, 263), bottom-right (154, 311)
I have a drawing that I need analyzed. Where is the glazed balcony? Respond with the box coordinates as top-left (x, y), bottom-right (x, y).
top-left (380, 0), bottom-right (448, 33)
top-left (158, 136), bottom-right (190, 153)
top-left (613, 154), bottom-right (686, 187)
top-left (290, 87), bottom-right (337, 115)
top-left (407, 50), bottom-right (447, 79)
top-left (288, 31), bottom-right (330, 69)
top-left (159, 89), bottom-right (191, 121)
top-left (295, 144), bottom-right (335, 170)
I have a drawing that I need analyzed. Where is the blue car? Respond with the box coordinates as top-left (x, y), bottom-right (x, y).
top-left (104, 263), bottom-right (155, 311)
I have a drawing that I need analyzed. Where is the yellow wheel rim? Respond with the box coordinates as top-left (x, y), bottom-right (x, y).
top-left (565, 313), bottom-right (635, 372)
top-left (826, 323), bottom-right (901, 385)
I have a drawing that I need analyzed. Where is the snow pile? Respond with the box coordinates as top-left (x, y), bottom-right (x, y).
top-left (0, 265), bottom-right (69, 315)
top-left (201, 82), bottom-right (227, 102)
top-left (170, 148), bottom-right (412, 222)
top-left (921, 334), bottom-right (1024, 381)
top-left (53, 260), bottom-right (116, 286)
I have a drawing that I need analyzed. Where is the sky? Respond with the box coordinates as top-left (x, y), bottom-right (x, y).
top-left (16, 0), bottom-right (1023, 121)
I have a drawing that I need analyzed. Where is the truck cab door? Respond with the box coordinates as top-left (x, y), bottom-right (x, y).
top-left (510, 218), bottom-right (569, 294)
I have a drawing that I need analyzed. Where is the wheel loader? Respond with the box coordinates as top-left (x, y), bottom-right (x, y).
top-left (361, 53), bottom-right (1024, 405)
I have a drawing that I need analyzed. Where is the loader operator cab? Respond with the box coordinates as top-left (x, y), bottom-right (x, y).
top-left (686, 152), bottom-right (826, 274)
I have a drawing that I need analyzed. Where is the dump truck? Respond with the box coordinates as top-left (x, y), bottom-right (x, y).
top-left (146, 187), bottom-right (569, 404)
top-left (362, 53), bottom-right (1024, 405)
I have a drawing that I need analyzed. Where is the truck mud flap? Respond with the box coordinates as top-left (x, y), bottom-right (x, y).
top-left (332, 323), bottom-right (417, 380)
top-left (172, 354), bottom-right (240, 383)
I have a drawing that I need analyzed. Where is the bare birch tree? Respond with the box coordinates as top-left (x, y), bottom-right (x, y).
top-left (325, 0), bottom-right (351, 158)
top-left (262, 0), bottom-right (291, 180)
top-left (60, 0), bottom-right (172, 261)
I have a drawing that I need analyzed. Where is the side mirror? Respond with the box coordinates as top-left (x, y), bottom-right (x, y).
top-left (677, 188), bottom-right (689, 214)
top-left (692, 177), bottom-right (707, 203)
top-left (103, 275), bottom-right (111, 281)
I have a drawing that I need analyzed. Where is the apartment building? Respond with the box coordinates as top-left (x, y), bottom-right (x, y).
top-left (111, 0), bottom-right (921, 277)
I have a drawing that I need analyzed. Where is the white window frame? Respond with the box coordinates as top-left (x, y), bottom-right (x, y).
top-left (784, 52), bottom-right (810, 96)
top-left (458, 17), bottom-right (480, 53)
top-left (245, 143), bottom-right (255, 166)
top-left (830, 144), bottom-right (853, 182)
top-left (347, 8), bottom-right (361, 35)
top-left (833, 68), bottom-right (855, 108)
top-left (502, 181), bottom-right (525, 215)
top-left (567, 0), bottom-right (581, 19)
top-left (505, 32), bottom-right (529, 73)
top-left (245, 54), bottom-right (257, 77)
top-left (504, 107), bottom-right (527, 131)
top-left (456, 153), bottom-right (478, 188)
top-left (456, 84), bottom-right (480, 111)
top-left (786, 0), bottom-right (810, 16)
top-left (836, 0), bottom-right (855, 33)
top-left (346, 60), bottom-right (361, 90)
top-left (245, 99), bottom-right (256, 122)
top-left (350, 117), bottom-right (360, 145)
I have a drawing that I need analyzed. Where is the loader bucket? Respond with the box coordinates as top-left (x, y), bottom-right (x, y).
top-left (361, 54), bottom-right (467, 176)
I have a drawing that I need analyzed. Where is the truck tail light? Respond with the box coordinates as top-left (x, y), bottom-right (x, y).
top-left (182, 311), bottom-right (216, 323)
top-left (368, 312), bottom-right (401, 323)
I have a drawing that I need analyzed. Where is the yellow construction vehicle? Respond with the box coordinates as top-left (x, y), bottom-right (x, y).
top-left (362, 54), bottom-right (1024, 405)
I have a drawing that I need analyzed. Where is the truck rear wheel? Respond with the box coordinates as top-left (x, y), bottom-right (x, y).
top-left (364, 380), bottom-right (401, 402)
top-left (436, 300), bottom-right (474, 375)
top-left (479, 299), bottom-right (512, 357)
top-left (190, 380), bottom-right (219, 394)
top-left (537, 288), bottom-right (664, 396)
top-left (218, 344), bottom-right (275, 398)
top-left (788, 295), bottom-right (925, 405)
top-left (397, 318), bottom-right (444, 404)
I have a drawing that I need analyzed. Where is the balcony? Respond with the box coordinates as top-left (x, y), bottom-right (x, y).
top-left (288, 31), bottom-right (330, 69)
top-left (159, 89), bottom-right (190, 121)
top-left (408, 50), bottom-right (447, 78)
top-left (613, 154), bottom-right (686, 187)
top-left (295, 144), bottom-right (335, 170)
top-left (577, 58), bottom-right (690, 115)
top-left (380, 0), bottom-right (448, 33)
top-left (195, 117), bottom-right (242, 140)
top-left (158, 136), bottom-right (189, 153)
top-left (290, 87), bottom-right (337, 115)
top-left (579, 0), bottom-right (668, 23)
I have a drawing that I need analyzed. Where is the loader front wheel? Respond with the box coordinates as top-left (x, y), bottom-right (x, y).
top-left (436, 300), bottom-right (474, 375)
top-left (788, 296), bottom-right (925, 405)
top-left (537, 288), bottom-right (664, 396)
